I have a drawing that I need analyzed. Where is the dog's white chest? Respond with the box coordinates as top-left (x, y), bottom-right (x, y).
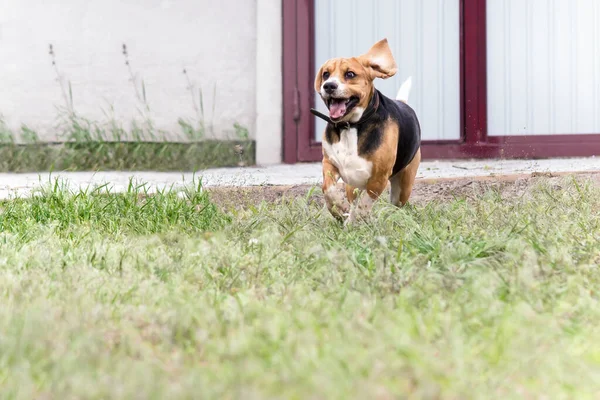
top-left (322, 128), bottom-right (372, 189)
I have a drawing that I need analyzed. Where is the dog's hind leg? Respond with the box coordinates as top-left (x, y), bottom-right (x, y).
top-left (389, 148), bottom-right (421, 206)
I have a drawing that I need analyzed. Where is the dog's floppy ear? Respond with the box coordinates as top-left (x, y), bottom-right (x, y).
top-left (314, 64), bottom-right (325, 92)
top-left (358, 38), bottom-right (397, 80)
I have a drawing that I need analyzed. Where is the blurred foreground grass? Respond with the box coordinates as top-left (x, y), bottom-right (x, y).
top-left (0, 177), bottom-right (599, 399)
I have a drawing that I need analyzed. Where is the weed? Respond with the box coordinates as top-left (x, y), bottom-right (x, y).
top-left (180, 68), bottom-right (205, 140)
top-left (49, 43), bottom-right (75, 117)
top-left (122, 43), bottom-right (156, 140)
top-left (0, 116), bottom-right (15, 143)
top-left (233, 122), bottom-right (249, 140)
top-left (19, 124), bottom-right (39, 143)
top-left (38, 44), bottom-right (248, 148)
top-left (0, 141), bottom-right (255, 172)
top-left (177, 118), bottom-right (201, 141)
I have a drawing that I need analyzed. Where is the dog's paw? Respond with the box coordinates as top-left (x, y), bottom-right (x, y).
top-left (324, 186), bottom-right (350, 219)
top-left (345, 193), bottom-right (376, 226)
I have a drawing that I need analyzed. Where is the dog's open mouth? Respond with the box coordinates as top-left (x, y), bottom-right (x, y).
top-left (326, 96), bottom-right (359, 120)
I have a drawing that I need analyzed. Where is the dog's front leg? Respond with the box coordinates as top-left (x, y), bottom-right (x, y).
top-left (322, 156), bottom-right (350, 220)
top-left (346, 177), bottom-right (387, 225)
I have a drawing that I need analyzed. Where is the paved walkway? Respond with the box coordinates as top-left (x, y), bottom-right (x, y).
top-left (0, 157), bottom-right (599, 199)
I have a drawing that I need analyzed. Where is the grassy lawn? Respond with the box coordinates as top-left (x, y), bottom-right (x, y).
top-left (0, 140), bottom-right (255, 172)
top-left (0, 176), bottom-right (599, 399)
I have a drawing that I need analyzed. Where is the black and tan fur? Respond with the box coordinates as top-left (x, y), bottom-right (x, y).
top-left (315, 38), bottom-right (421, 222)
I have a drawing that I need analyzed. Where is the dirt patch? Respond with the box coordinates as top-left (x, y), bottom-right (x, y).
top-left (207, 185), bottom-right (315, 210)
top-left (207, 172), bottom-right (600, 210)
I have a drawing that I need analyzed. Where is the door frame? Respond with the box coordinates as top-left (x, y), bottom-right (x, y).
top-left (282, 0), bottom-right (600, 163)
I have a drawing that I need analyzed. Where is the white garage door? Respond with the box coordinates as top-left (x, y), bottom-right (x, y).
top-left (487, 0), bottom-right (600, 136)
top-left (313, 0), bottom-right (461, 142)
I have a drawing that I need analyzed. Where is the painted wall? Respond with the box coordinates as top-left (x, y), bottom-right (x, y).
top-left (487, 0), bottom-right (600, 136)
top-left (0, 0), bottom-right (270, 146)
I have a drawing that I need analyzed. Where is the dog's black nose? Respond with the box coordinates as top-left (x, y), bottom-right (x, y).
top-left (323, 81), bottom-right (337, 94)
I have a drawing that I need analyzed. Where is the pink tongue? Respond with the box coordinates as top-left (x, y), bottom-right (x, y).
top-left (329, 99), bottom-right (347, 120)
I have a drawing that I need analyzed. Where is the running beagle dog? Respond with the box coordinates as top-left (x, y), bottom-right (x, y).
top-left (312, 38), bottom-right (421, 223)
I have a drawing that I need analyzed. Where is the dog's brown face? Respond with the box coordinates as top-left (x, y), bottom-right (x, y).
top-left (315, 39), bottom-right (398, 122)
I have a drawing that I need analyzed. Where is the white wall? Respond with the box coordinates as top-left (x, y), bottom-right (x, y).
top-left (314, 0), bottom-right (461, 142)
top-left (255, 0), bottom-right (283, 165)
top-left (0, 0), bottom-right (278, 148)
top-left (487, 0), bottom-right (600, 136)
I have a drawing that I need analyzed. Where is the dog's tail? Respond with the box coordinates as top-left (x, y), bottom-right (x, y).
top-left (396, 76), bottom-right (413, 104)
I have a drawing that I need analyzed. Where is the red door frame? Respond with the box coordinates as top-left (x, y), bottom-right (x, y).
top-left (282, 0), bottom-right (600, 163)
top-left (282, 0), bottom-right (321, 162)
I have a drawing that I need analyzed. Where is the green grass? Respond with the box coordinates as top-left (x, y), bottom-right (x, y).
top-left (0, 177), bottom-right (600, 399)
top-left (0, 140), bottom-right (255, 172)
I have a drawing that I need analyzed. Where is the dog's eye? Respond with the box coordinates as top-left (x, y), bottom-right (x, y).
top-left (322, 71), bottom-right (330, 80)
top-left (345, 71), bottom-right (356, 79)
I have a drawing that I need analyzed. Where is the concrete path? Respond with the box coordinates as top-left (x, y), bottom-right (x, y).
top-left (0, 157), bottom-right (599, 199)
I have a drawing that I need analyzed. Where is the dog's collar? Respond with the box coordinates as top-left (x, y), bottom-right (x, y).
top-left (310, 91), bottom-right (380, 130)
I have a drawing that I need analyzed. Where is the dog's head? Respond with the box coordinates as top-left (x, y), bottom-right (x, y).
top-left (314, 38), bottom-right (397, 123)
